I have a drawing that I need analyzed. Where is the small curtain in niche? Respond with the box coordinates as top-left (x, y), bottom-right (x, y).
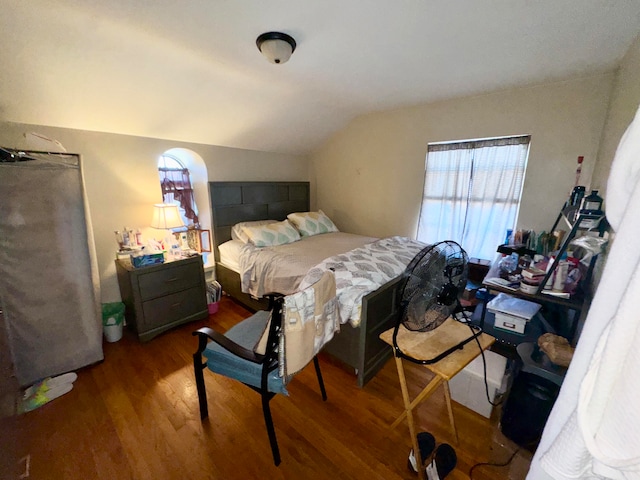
top-left (159, 167), bottom-right (199, 226)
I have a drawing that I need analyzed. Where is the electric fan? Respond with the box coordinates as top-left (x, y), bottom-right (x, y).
top-left (392, 240), bottom-right (483, 364)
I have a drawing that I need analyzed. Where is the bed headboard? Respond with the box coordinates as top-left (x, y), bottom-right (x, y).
top-left (209, 181), bottom-right (310, 261)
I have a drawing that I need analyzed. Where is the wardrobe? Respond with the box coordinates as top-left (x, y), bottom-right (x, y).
top-left (0, 149), bottom-right (103, 391)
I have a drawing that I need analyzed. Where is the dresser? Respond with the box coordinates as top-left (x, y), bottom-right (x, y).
top-left (115, 255), bottom-right (208, 341)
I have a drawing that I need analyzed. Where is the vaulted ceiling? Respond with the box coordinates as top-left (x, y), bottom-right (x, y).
top-left (2, 1), bottom-right (640, 155)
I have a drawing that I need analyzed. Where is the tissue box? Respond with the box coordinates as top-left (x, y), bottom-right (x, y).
top-left (449, 350), bottom-right (507, 418)
top-left (131, 253), bottom-right (164, 268)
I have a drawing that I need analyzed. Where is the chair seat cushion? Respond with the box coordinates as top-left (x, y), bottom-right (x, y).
top-left (203, 310), bottom-right (288, 395)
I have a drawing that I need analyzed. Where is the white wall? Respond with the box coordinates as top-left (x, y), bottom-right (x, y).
top-left (0, 123), bottom-right (308, 302)
top-left (310, 74), bottom-right (614, 247)
top-left (592, 33), bottom-right (640, 196)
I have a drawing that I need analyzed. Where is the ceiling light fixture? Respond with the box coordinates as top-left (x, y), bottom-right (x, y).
top-left (256, 31), bottom-right (296, 64)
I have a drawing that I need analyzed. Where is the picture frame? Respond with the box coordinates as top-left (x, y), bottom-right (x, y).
top-left (198, 229), bottom-right (212, 253)
top-left (185, 228), bottom-right (211, 253)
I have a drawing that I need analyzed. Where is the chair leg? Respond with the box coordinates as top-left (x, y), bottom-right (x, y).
top-left (193, 354), bottom-right (209, 420)
top-left (313, 356), bottom-right (327, 401)
top-left (261, 394), bottom-right (281, 466)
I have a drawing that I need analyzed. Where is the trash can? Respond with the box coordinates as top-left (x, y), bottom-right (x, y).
top-left (500, 343), bottom-right (564, 451)
top-left (102, 302), bottom-right (125, 343)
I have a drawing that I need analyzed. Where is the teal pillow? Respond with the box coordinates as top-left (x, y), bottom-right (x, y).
top-left (242, 220), bottom-right (301, 247)
top-left (287, 210), bottom-right (339, 237)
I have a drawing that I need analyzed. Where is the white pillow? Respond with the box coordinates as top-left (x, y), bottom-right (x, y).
top-left (231, 220), bottom-right (277, 243)
top-left (242, 220), bottom-right (301, 247)
top-left (287, 210), bottom-right (339, 237)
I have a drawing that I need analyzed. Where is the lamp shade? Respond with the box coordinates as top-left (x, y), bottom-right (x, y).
top-left (151, 204), bottom-right (185, 229)
top-left (256, 32), bottom-right (296, 64)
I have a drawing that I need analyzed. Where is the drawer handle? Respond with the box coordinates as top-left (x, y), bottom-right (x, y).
top-left (165, 277), bottom-right (179, 283)
top-left (171, 302), bottom-right (182, 308)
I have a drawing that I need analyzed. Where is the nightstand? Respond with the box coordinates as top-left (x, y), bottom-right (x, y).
top-left (115, 255), bottom-right (208, 341)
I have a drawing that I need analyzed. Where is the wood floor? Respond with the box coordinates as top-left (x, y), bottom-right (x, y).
top-left (1, 297), bottom-right (531, 480)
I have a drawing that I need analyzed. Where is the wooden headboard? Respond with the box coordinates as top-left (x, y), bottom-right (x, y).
top-left (209, 181), bottom-right (310, 262)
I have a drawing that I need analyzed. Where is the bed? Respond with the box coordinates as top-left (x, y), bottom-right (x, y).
top-left (209, 181), bottom-right (418, 387)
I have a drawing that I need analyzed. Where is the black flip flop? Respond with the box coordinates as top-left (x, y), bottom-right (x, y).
top-left (425, 443), bottom-right (457, 479)
top-left (408, 432), bottom-right (436, 473)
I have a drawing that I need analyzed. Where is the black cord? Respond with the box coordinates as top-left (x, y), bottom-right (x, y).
top-left (469, 448), bottom-right (520, 479)
top-left (456, 308), bottom-right (503, 407)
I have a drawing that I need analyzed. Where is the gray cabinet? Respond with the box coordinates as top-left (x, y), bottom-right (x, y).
top-left (115, 256), bottom-right (208, 341)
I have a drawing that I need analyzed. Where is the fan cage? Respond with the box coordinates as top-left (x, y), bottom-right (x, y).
top-left (397, 240), bottom-right (469, 332)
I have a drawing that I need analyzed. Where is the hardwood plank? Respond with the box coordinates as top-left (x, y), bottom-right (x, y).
top-left (2, 296), bottom-right (529, 479)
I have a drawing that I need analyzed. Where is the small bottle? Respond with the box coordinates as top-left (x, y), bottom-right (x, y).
top-left (170, 242), bottom-right (181, 261)
top-left (122, 227), bottom-right (130, 247)
top-left (578, 190), bottom-right (604, 229)
top-left (518, 254), bottom-right (532, 270)
top-left (580, 190), bottom-right (603, 213)
top-left (114, 231), bottom-right (124, 250)
top-left (570, 186), bottom-right (585, 207)
top-left (135, 228), bottom-right (143, 246)
top-left (499, 253), bottom-right (518, 276)
top-left (544, 256), bottom-right (555, 290)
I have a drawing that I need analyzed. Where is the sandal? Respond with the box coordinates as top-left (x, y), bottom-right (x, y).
top-left (20, 372), bottom-right (78, 413)
top-left (425, 443), bottom-right (457, 480)
top-left (20, 382), bottom-right (74, 413)
top-left (22, 372), bottom-right (77, 399)
top-left (408, 431), bottom-right (436, 473)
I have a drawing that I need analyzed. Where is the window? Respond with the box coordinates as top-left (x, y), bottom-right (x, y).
top-left (158, 154), bottom-right (199, 227)
top-left (417, 136), bottom-right (530, 260)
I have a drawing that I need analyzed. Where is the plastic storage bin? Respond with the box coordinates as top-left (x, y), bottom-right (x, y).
top-left (102, 302), bottom-right (125, 342)
top-left (448, 350), bottom-right (508, 417)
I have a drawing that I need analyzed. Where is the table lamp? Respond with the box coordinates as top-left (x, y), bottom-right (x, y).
top-left (151, 204), bottom-right (185, 254)
top-left (151, 203), bottom-right (185, 230)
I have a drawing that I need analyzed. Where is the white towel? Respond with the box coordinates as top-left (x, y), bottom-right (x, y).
top-left (528, 104), bottom-right (640, 479)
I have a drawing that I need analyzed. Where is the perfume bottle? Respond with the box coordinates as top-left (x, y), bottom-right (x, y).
top-left (114, 231), bottom-right (124, 250)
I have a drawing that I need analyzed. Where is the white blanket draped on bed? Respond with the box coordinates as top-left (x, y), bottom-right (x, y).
top-left (239, 232), bottom-right (378, 298)
top-left (528, 104), bottom-right (640, 479)
top-left (280, 271), bottom-right (339, 379)
top-left (298, 236), bottom-right (426, 327)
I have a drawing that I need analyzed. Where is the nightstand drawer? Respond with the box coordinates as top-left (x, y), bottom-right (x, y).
top-left (141, 286), bottom-right (206, 330)
top-left (137, 261), bottom-right (202, 300)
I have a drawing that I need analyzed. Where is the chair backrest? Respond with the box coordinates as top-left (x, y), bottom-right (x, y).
top-left (256, 295), bottom-right (285, 390)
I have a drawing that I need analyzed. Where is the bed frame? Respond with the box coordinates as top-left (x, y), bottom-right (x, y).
top-left (209, 181), bottom-right (401, 387)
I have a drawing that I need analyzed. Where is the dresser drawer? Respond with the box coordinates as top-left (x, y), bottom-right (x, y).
top-left (137, 261), bottom-right (202, 300)
top-left (141, 286), bottom-right (206, 331)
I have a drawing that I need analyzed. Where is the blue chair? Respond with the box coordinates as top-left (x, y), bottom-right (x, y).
top-left (192, 294), bottom-right (327, 466)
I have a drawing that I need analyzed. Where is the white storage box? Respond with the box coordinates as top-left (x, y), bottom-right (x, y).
top-left (493, 312), bottom-right (528, 334)
top-left (487, 293), bottom-right (542, 335)
top-left (449, 350), bottom-right (507, 418)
